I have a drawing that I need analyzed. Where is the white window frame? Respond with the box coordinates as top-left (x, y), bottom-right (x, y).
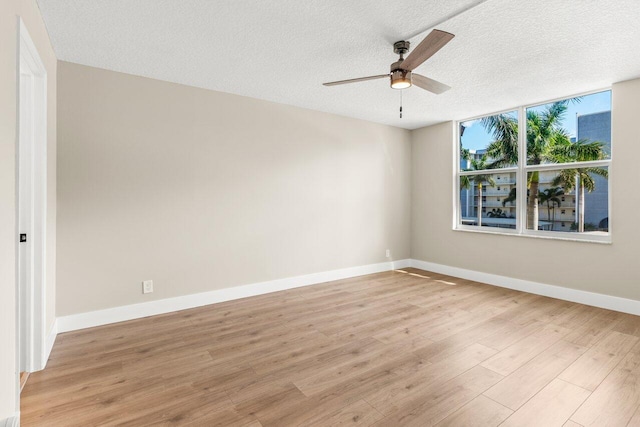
top-left (453, 88), bottom-right (612, 244)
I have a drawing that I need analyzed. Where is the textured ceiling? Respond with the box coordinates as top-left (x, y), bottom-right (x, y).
top-left (38, 0), bottom-right (640, 130)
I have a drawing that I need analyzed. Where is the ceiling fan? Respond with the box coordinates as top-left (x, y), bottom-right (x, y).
top-left (323, 29), bottom-right (455, 94)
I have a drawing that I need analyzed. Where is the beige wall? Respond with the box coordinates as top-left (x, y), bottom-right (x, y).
top-left (57, 62), bottom-right (411, 316)
top-left (411, 78), bottom-right (640, 300)
top-left (0, 0), bottom-right (56, 420)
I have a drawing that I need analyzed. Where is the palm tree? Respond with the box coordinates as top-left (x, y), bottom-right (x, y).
top-left (460, 156), bottom-right (496, 227)
top-left (550, 140), bottom-right (608, 232)
top-left (502, 187), bottom-right (517, 208)
top-left (538, 187), bottom-right (564, 230)
top-left (482, 100), bottom-right (583, 230)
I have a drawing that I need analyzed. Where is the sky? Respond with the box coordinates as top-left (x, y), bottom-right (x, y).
top-left (461, 90), bottom-right (611, 152)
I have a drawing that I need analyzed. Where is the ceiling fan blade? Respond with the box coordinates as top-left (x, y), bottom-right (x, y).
top-left (402, 29), bottom-right (454, 71)
top-left (412, 74), bottom-right (451, 94)
top-left (323, 74), bottom-right (389, 86)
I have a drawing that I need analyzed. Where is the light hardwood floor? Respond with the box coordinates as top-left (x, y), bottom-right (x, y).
top-left (21, 268), bottom-right (640, 426)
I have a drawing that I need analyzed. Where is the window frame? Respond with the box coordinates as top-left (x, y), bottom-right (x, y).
top-left (453, 88), bottom-right (612, 244)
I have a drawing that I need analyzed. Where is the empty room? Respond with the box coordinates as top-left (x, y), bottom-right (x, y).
top-left (2, 0), bottom-right (640, 426)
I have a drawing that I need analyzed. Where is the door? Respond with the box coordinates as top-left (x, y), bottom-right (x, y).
top-left (16, 18), bottom-right (48, 378)
top-left (18, 70), bottom-right (35, 374)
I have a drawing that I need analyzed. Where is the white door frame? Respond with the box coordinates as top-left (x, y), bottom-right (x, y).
top-left (16, 17), bottom-right (48, 378)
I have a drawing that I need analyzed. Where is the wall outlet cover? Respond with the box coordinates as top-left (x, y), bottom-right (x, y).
top-left (142, 280), bottom-right (153, 294)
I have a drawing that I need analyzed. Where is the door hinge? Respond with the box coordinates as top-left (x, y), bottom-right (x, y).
top-left (20, 233), bottom-right (27, 243)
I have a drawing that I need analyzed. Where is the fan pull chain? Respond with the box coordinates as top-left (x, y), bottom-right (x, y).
top-left (399, 90), bottom-right (403, 119)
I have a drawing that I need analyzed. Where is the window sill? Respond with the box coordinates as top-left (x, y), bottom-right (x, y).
top-left (453, 226), bottom-right (612, 245)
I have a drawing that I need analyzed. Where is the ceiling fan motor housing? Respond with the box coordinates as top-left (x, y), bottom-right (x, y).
top-left (393, 40), bottom-right (410, 56)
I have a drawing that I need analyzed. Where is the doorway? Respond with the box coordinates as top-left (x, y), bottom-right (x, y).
top-left (16, 18), bottom-right (48, 383)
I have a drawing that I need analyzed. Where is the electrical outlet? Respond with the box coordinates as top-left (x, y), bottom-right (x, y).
top-left (386, 249), bottom-right (390, 258)
top-left (142, 280), bottom-right (153, 294)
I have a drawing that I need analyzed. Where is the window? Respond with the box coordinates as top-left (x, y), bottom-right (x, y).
top-left (456, 90), bottom-right (611, 242)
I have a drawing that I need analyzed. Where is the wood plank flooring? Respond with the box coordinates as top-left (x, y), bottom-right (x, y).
top-left (21, 268), bottom-right (640, 426)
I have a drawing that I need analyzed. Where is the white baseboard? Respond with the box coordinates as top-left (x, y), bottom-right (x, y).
top-left (391, 259), bottom-right (412, 270)
top-left (51, 257), bottom-right (640, 340)
top-left (410, 259), bottom-right (640, 316)
top-left (0, 413), bottom-right (19, 427)
top-left (58, 259), bottom-right (412, 333)
top-left (44, 320), bottom-right (57, 367)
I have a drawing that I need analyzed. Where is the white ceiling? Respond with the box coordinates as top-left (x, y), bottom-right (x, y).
top-left (38, 0), bottom-right (640, 130)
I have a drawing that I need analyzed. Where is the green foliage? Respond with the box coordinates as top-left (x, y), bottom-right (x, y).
top-left (538, 186), bottom-right (564, 229)
top-left (502, 187), bottom-right (516, 207)
top-left (481, 114), bottom-right (518, 169)
top-left (539, 187), bottom-right (564, 207)
top-left (487, 208), bottom-right (507, 218)
top-left (481, 100), bottom-right (577, 168)
top-left (550, 140), bottom-right (609, 193)
top-left (460, 155), bottom-right (496, 190)
top-left (479, 96), bottom-right (608, 232)
top-left (552, 167), bottom-right (608, 193)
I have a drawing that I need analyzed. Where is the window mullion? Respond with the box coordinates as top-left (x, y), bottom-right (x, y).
top-left (454, 122), bottom-right (460, 230)
top-left (516, 106), bottom-right (527, 234)
top-left (459, 167), bottom-right (518, 176)
top-left (525, 159), bottom-right (611, 172)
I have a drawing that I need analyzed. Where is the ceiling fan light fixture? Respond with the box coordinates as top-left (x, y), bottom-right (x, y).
top-left (390, 70), bottom-right (411, 89)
